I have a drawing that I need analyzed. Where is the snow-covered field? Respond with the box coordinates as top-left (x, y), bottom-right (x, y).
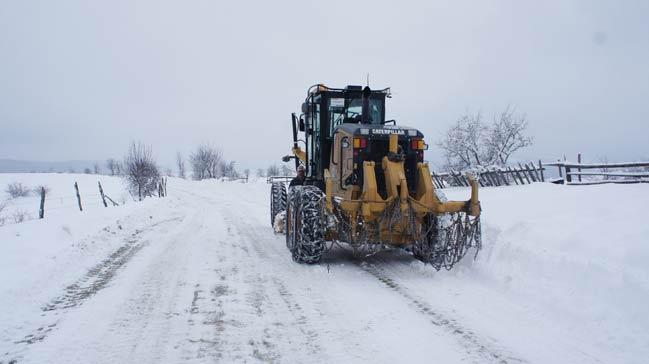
top-left (0, 173), bottom-right (132, 224)
top-left (1, 174), bottom-right (647, 364)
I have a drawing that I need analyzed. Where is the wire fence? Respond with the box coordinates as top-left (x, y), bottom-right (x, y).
top-left (0, 177), bottom-right (169, 227)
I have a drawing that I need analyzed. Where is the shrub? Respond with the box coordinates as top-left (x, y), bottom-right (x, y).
top-left (6, 182), bottom-right (30, 198)
top-left (12, 210), bottom-right (29, 223)
top-left (32, 185), bottom-right (51, 195)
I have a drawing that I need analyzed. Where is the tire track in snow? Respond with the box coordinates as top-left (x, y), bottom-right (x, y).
top-left (357, 261), bottom-right (526, 364)
top-left (272, 277), bottom-right (321, 355)
top-left (10, 217), bottom-right (184, 351)
top-left (219, 206), bottom-right (324, 361)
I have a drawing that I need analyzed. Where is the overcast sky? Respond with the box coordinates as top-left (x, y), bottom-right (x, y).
top-left (1, 0), bottom-right (647, 171)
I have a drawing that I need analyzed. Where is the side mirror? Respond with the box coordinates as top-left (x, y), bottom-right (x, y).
top-left (299, 118), bottom-right (305, 131)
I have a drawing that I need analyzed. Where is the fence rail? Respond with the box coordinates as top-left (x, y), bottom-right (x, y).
top-left (542, 158), bottom-right (649, 185)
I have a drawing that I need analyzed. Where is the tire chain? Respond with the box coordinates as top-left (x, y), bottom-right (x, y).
top-left (330, 192), bottom-right (481, 270)
top-left (412, 212), bottom-right (482, 271)
top-left (287, 186), bottom-right (326, 264)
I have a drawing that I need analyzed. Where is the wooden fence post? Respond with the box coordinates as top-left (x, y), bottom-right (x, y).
top-left (525, 163), bottom-right (537, 182)
top-left (487, 171), bottom-right (497, 186)
top-left (538, 160), bottom-right (545, 182)
top-left (565, 165), bottom-right (572, 183)
top-left (513, 166), bottom-right (525, 185)
top-left (507, 167), bottom-right (519, 185)
top-left (74, 182), bottom-right (83, 211)
top-left (39, 187), bottom-right (46, 219)
top-left (497, 169), bottom-right (506, 186)
top-left (577, 153), bottom-right (582, 182)
top-left (163, 177), bottom-right (168, 196)
top-left (98, 181), bottom-right (108, 207)
top-left (557, 159), bottom-right (563, 178)
top-left (525, 161), bottom-right (541, 182)
top-left (496, 168), bottom-right (506, 185)
top-left (518, 163), bottom-right (531, 184)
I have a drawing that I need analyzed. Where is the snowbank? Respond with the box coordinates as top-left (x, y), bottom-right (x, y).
top-left (442, 183), bottom-right (649, 363)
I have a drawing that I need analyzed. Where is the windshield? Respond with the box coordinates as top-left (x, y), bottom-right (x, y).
top-left (328, 97), bottom-right (384, 135)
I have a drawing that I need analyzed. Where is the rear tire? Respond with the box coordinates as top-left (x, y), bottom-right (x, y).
top-left (412, 214), bottom-right (445, 269)
top-left (270, 182), bottom-right (287, 227)
top-left (285, 186), bottom-right (325, 264)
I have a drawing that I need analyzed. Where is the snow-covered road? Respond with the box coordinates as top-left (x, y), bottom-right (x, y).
top-left (2, 177), bottom-right (648, 363)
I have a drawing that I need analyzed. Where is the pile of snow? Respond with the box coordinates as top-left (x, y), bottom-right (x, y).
top-left (441, 183), bottom-right (649, 363)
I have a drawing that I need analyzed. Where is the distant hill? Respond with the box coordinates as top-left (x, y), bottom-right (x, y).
top-left (0, 159), bottom-right (104, 173)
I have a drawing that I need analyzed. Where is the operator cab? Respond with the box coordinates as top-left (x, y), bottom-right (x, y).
top-left (293, 84), bottom-right (427, 197)
top-left (299, 85), bottom-right (390, 180)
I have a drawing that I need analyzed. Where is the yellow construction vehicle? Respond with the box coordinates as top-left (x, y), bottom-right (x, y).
top-left (270, 84), bottom-right (481, 270)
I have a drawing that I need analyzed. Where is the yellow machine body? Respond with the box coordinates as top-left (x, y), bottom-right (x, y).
top-left (294, 131), bottom-right (480, 246)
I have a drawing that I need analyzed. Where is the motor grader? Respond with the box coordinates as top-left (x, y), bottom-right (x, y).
top-left (270, 84), bottom-right (481, 270)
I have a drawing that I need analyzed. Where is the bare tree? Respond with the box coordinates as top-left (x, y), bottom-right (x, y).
top-left (256, 168), bottom-right (265, 178)
top-left (438, 112), bottom-right (487, 170)
top-left (123, 142), bottom-right (160, 200)
top-left (267, 164), bottom-right (280, 177)
top-left (106, 159), bottom-right (118, 175)
top-left (280, 164), bottom-right (293, 176)
top-left (438, 107), bottom-right (532, 170)
top-left (189, 144), bottom-right (223, 180)
top-left (243, 168), bottom-right (250, 181)
top-left (94, 163), bottom-right (101, 175)
top-left (484, 106), bottom-right (533, 166)
top-left (176, 152), bottom-right (186, 179)
top-left (84, 168), bottom-right (92, 174)
top-left (221, 160), bottom-right (238, 179)
top-left (115, 161), bottom-right (123, 175)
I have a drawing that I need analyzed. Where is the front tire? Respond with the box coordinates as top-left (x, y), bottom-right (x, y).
top-left (285, 186), bottom-right (325, 264)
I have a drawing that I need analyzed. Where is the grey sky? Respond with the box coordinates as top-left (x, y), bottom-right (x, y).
top-left (1, 0), bottom-right (648, 171)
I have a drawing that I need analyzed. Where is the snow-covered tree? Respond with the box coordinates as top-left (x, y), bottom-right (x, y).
top-left (267, 164), bottom-right (280, 177)
top-left (280, 164), bottom-right (294, 176)
top-left (438, 107), bottom-right (532, 170)
top-left (189, 144), bottom-right (222, 180)
top-left (123, 142), bottom-right (160, 200)
top-left (176, 152), bottom-right (186, 179)
top-left (106, 159), bottom-right (118, 175)
top-left (484, 106), bottom-right (532, 166)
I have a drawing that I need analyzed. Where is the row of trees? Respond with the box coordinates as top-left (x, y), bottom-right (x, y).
top-left (118, 106), bottom-right (531, 199)
top-left (120, 143), bottom-right (251, 200)
top-left (178, 144), bottom-right (246, 181)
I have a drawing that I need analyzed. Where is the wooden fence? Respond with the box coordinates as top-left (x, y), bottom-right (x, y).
top-left (542, 161), bottom-right (649, 185)
top-left (432, 161), bottom-right (545, 188)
